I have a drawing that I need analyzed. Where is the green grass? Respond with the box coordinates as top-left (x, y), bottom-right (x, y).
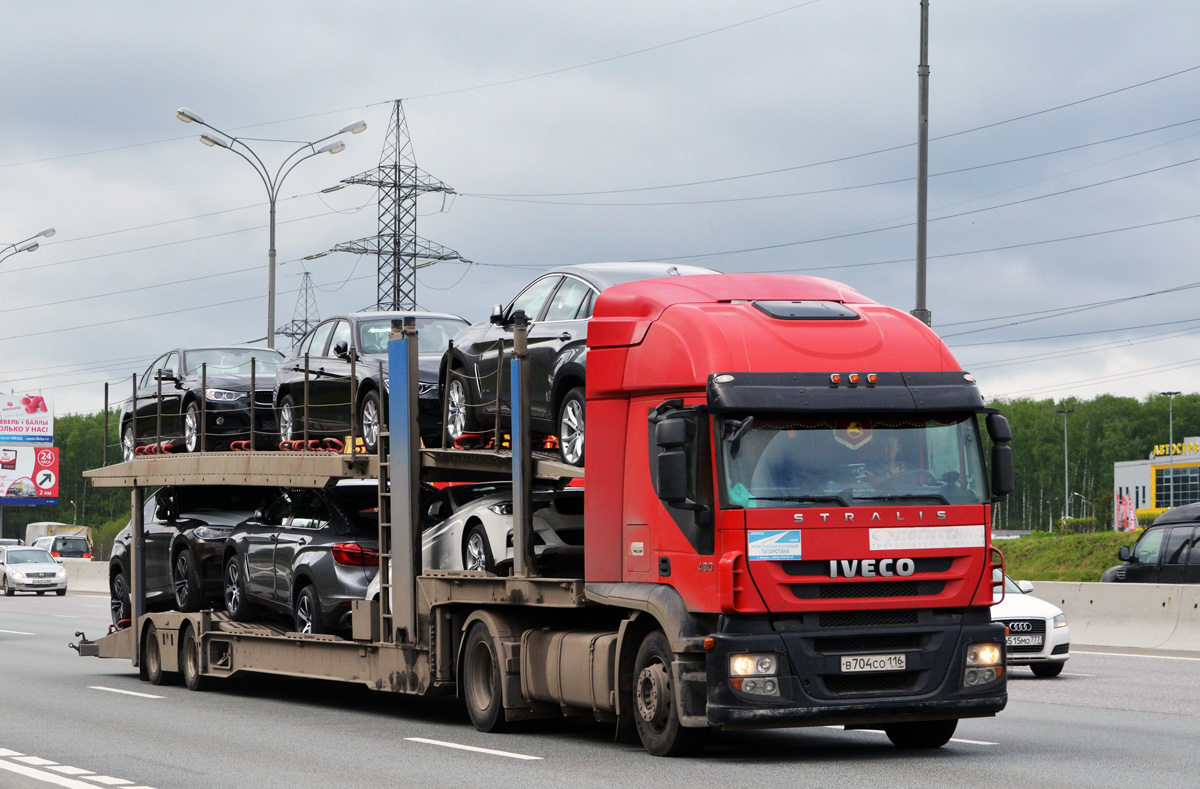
top-left (994, 530), bottom-right (1141, 583)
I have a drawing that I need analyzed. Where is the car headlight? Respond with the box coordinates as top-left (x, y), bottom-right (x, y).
top-left (206, 388), bottom-right (246, 402)
top-left (728, 653), bottom-right (780, 696)
top-left (418, 382), bottom-right (437, 397)
top-left (55, 568), bottom-right (66, 578)
top-left (9, 570), bottom-right (25, 580)
top-left (488, 501), bottom-right (514, 516)
top-left (191, 526), bottom-right (229, 540)
top-left (1053, 613), bottom-right (1068, 629)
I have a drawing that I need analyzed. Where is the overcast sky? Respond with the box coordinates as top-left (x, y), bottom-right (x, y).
top-left (3, 1), bottom-right (1200, 417)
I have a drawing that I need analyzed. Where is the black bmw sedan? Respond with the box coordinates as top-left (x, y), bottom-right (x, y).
top-left (118, 346), bottom-right (285, 460)
top-left (273, 311), bottom-right (467, 453)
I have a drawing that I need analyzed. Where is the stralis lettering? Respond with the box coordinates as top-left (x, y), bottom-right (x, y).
top-left (829, 558), bottom-right (916, 578)
top-left (793, 510), bottom-right (947, 523)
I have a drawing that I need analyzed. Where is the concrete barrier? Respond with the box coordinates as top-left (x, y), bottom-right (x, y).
top-left (62, 561), bottom-right (108, 594)
top-left (1030, 581), bottom-right (1193, 651)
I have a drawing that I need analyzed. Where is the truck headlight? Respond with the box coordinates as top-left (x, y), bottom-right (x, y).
top-left (206, 389), bottom-right (245, 402)
top-left (963, 642), bottom-right (1003, 687)
top-left (729, 653), bottom-right (781, 696)
top-left (1053, 613), bottom-right (1068, 629)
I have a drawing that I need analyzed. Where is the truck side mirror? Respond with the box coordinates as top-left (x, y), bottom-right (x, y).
top-left (489, 304), bottom-right (505, 325)
top-left (1118, 545), bottom-right (1132, 562)
top-left (657, 451), bottom-right (688, 504)
top-left (990, 445), bottom-right (1014, 499)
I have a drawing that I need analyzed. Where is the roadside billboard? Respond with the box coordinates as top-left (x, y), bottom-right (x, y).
top-left (0, 446), bottom-right (59, 505)
top-left (0, 394), bottom-right (54, 444)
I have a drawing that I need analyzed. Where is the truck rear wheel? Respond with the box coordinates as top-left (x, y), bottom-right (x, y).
top-left (180, 624), bottom-right (211, 692)
top-left (462, 622), bottom-right (507, 733)
top-left (884, 719), bottom-right (957, 748)
top-left (632, 630), bottom-right (703, 757)
top-left (143, 623), bottom-right (171, 686)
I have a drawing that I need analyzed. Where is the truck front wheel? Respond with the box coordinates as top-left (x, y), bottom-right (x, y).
top-left (632, 630), bottom-right (703, 757)
top-left (462, 622), bottom-right (507, 733)
top-left (884, 719), bottom-right (957, 748)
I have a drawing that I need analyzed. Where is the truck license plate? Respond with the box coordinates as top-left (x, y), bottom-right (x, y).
top-left (841, 653), bottom-right (906, 673)
top-left (1006, 634), bottom-right (1043, 647)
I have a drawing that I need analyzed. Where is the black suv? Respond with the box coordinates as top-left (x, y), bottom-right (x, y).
top-left (1101, 503), bottom-right (1200, 583)
top-left (109, 485), bottom-right (280, 625)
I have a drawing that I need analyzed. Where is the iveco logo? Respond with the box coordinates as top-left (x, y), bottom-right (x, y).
top-left (1008, 621), bottom-right (1034, 633)
top-left (828, 558), bottom-right (916, 578)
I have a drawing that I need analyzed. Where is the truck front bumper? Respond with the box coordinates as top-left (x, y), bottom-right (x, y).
top-left (699, 614), bottom-right (1007, 729)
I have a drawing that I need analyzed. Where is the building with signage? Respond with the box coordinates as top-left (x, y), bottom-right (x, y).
top-left (1113, 436), bottom-right (1200, 526)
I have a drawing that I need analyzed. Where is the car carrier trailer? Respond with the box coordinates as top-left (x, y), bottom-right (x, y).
top-left (75, 274), bottom-right (1012, 756)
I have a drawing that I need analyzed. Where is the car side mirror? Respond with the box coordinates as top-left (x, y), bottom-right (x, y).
top-left (489, 304), bottom-right (505, 325)
top-left (1017, 580), bottom-right (1034, 593)
top-left (1118, 545), bottom-right (1132, 562)
top-left (333, 341), bottom-right (350, 359)
top-left (428, 500), bottom-right (445, 520)
top-left (254, 508), bottom-right (265, 521)
top-left (156, 368), bottom-right (178, 384)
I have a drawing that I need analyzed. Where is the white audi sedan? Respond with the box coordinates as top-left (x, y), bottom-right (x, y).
top-left (991, 573), bottom-right (1070, 677)
top-left (1, 546), bottom-right (68, 596)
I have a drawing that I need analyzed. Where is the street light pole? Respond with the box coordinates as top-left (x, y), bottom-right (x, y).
top-left (1161, 391), bottom-right (1181, 508)
top-left (1056, 407), bottom-right (1074, 529)
top-left (912, 0), bottom-right (932, 327)
top-left (175, 108), bottom-right (366, 348)
top-left (1072, 492), bottom-right (1092, 521)
top-left (0, 228), bottom-right (56, 266)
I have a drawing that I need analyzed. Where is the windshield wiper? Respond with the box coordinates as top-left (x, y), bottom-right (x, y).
top-left (750, 494), bottom-right (852, 507)
top-left (855, 493), bottom-right (950, 505)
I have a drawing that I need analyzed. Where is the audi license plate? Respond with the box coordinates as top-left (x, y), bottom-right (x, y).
top-left (841, 653), bottom-right (906, 673)
top-left (1006, 634), bottom-right (1043, 647)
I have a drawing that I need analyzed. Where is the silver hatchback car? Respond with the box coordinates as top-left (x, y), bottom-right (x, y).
top-left (1, 546), bottom-right (68, 596)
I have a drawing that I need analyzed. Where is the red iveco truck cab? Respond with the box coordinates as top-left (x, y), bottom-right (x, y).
top-left (581, 273), bottom-right (1011, 751)
top-left (77, 272), bottom-right (1012, 758)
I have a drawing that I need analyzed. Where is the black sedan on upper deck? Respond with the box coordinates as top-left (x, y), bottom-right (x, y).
top-left (119, 346), bottom-right (285, 460)
top-left (273, 311), bottom-right (468, 453)
top-left (440, 262), bottom-right (716, 465)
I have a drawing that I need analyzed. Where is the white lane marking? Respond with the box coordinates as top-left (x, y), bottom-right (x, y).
top-left (88, 686), bottom-right (164, 699)
top-left (0, 759), bottom-right (123, 789)
top-left (15, 756), bottom-right (59, 766)
top-left (0, 749), bottom-right (23, 757)
top-left (54, 615), bottom-right (83, 619)
top-left (80, 776), bottom-right (133, 786)
top-left (405, 737), bottom-right (543, 761)
top-left (0, 629), bottom-right (36, 635)
top-left (1061, 672), bottom-right (1095, 677)
top-left (50, 766), bottom-right (95, 776)
top-left (1074, 650), bottom-right (1200, 662)
top-left (820, 726), bottom-right (996, 745)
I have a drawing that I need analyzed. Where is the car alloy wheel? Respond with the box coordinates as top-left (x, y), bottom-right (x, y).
top-left (446, 378), bottom-right (469, 440)
top-left (278, 395), bottom-right (296, 443)
top-left (360, 392), bottom-right (380, 453)
top-left (558, 387), bottom-right (585, 466)
top-left (122, 423), bottom-right (136, 462)
top-left (183, 402), bottom-right (200, 453)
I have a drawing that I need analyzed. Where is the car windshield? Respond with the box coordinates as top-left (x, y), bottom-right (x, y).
top-left (358, 317), bottom-right (468, 356)
top-left (719, 413), bottom-right (988, 508)
top-left (183, 349), bottom-right (284, 375)
top-left (6, 549), bottom-right (56, 564)
top-left (330, 486), bottom-right (381, 533)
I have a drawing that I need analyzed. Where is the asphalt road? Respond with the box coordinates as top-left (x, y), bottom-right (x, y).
top-left (3, 592), bottom-right (1199, 789)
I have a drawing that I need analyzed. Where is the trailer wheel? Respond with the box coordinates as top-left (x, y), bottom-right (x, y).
top-left (143, 624), bottom-right (168, 686)
top-left (632, 630), bottom-right (703, 757)
top-left (462, 622), bottom-right (507, 733)
top-left (884, 719), bottom-right (957, 748)
top-left (174, 548), bottom-right (203, 612)
top-left (180, 624), bottom-right (211, 692)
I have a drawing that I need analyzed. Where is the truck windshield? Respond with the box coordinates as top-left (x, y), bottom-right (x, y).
top-left (719, 413), bottom-right (988, 508)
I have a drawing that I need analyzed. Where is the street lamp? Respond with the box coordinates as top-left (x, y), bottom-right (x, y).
top-left (1, 227), bottom-right (56, 266)
top-left (1161, 391), bottom-right (1181, 508)
top-left (1056, 407), bottom-right (1074, 529)
top-left (1072, 492), bottom-right (1092, 521)
top-left (69, 500), bottom-right (78, 525)
top-left (176, 108), bottom-right (366, 348)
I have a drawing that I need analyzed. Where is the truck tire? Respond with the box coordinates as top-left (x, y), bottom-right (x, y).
top-left (462, 622), bottom-right (507, 733)
top-left (1031, 662), bottom-right (1065, 678)
top-left (111, 571), bottom-right (131, 626)
top-left (223, 556), bottom-right (254, 622)
top-left (557, 387), bottom-right (586, 467)
top-left (632, 630), bottom-right (704, 757)
top-left (884, 719), bottom-right (957, 748)
top-left (174, 548), bottom-right (203, 612)
top-left (180, 624), bottom-right (211, 692)
top-left (463, 524), bottom-right (496, 574)
top-left (143, 623), bottom-right (168, 686)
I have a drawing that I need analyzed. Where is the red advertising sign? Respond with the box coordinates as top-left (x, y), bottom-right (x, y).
top-left (0, 445), bottom-right (59, 505)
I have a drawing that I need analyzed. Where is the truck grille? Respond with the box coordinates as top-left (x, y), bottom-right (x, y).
top-left (812, 633), bottom-right (923, 654)
top-left (791, 580), bottom-right (945, 600)
top-left (819, 610), bottom-right (918, 628)
top-left (780, 557), bottom-right (953, 576)
top-left (998, 619), bottom-right (1047, 653)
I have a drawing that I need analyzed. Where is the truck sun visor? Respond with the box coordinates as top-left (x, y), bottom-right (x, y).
top-left (752, 300), bottom-right (860, 320)
top-left (707, 371), bottom-right (986, 414)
